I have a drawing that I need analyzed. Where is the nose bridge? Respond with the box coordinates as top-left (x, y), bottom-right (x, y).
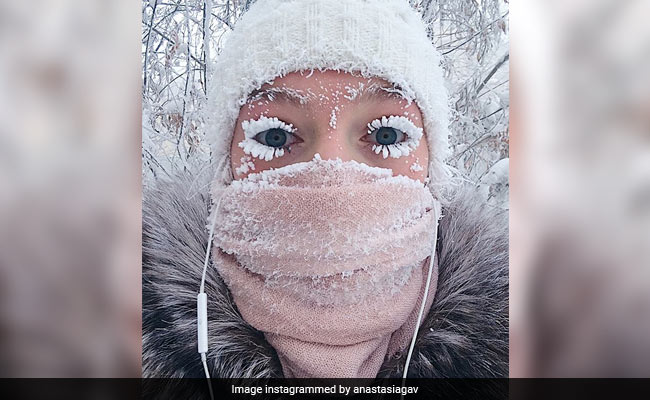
top-left (306, 101), bottom-right (359, 161)
top-left (311, 124), bottom-right (355, 162)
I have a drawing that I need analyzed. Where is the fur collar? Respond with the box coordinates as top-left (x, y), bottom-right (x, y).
top-left (143, 176), bottom-right (508, 378)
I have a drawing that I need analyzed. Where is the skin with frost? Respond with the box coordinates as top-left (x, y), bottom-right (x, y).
top-left (230, 70), bottom-right (429, 183)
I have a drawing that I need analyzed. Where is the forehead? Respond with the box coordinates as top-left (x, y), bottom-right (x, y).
top-left (246, 70), bottom-right (411, 106)
top-left (273, 70), bottom-right (381, 89)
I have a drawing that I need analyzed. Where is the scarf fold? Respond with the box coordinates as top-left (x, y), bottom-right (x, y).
top-left (212, 158), bottom-right (440, 378)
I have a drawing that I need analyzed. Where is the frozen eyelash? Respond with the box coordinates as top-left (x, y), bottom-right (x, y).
top-left (239, 139), bottom-right (286, 162)
top-left (241, 116), bottom-right (295, 139)
top-left (239, 116), bottom-right (295, 161)
top-left (367, 115), bottom-right (423, 159)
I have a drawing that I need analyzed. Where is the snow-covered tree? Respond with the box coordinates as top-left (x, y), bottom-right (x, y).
top-left (142, 0), bottom-right (509, 207)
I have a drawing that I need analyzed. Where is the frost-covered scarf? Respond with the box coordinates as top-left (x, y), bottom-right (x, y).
top-left (212, 157), bottom-right (440, 378)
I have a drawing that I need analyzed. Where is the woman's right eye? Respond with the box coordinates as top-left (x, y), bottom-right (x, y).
top-left (239, 116), bottom-right (303, 161)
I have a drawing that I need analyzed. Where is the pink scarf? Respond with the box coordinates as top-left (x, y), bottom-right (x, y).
top-left (212, 158), bottom-right (440, 378)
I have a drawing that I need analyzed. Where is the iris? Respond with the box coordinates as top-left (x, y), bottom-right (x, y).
top-left (376, 127), bottom-right (398, 145)
top-left (264, 128), bottom-right (287, 147)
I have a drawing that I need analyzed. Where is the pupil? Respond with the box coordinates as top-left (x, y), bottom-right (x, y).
top-left (376, 127), bottom-right (397, 145)
top-left (265, 129), bottom-right (287, 147)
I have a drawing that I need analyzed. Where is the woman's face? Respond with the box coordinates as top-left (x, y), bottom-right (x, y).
top-left (230, 70), bottom-right (429, 182)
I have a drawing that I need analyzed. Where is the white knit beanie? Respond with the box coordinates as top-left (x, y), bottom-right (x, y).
top-left (206, 0), bottom-right (452, 195)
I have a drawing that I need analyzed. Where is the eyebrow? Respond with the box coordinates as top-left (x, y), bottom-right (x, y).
top-left (245, 82), bottom-right (412, 107)
top-left (246, 87), bottom-right (311, 106)
top-left (359, 82), bottom-right (413, 105)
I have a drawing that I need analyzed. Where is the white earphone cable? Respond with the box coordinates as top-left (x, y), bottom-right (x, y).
top-left (198, 199), bottom-right (220, 400)
top-left (200, 208), bottom-right (219, 295)
top-left (201, 353), bottom-right (214, 399)
top-left (401, 205), bottom-right (439, 397)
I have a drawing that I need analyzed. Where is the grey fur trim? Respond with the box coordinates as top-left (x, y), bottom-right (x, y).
top-left (142, 175), bottom-right (508, 378)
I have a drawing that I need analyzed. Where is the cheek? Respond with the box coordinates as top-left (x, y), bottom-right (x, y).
top-left (231, 128), bottom-right (258, 179)
top-left (230, 134), bottom-right (254, 179)
top-left (383, 137), bottom-right (429, 183)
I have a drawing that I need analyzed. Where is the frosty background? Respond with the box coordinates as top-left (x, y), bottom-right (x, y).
top-left (141, 0), bottom-right (511, 209)
top-left (0, 0), bottom-right (649, 381)
top-left (510, 0), bottom-right (650, 377)
top-left (0, 0), bottom-right (141, 376)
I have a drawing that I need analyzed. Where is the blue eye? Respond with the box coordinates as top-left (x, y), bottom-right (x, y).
top-left (376, 127), bottom-right (397, 145)
top-left (370, 127), bottom-right (405, 145)
top-left (364, 115), bottom-right (422, 159)
top-left (255, 128), bottom-right (289, 148)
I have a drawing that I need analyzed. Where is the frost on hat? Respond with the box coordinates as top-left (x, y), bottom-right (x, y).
top-left (205, 0), bottom-right (452, 194)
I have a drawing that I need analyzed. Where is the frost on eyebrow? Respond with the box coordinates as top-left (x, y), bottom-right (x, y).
top-left (343, 82), bottom-right (366, 101)
top-left (246, 87), bottom-right (313, 106)
top-left (340, 80), bottom-right (414, 106)
top-left (372, 84), bottom-right (414, 106)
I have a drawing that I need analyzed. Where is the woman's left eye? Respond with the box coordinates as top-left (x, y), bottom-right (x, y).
top-left (368, 127), bottom-right (405, 146)
top-left (363, 115), bottom-right (423, 159)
